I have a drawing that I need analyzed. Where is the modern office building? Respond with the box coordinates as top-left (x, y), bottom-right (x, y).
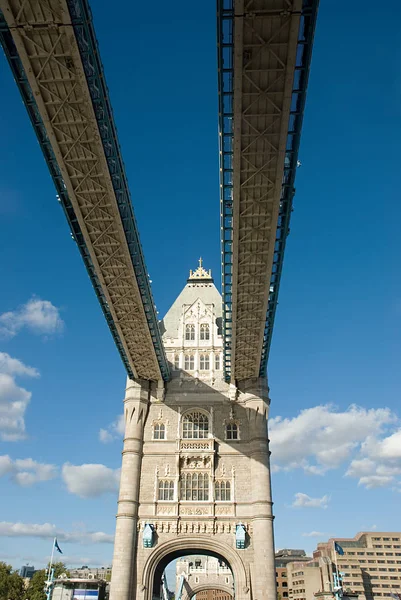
top-left (315, 531), bottom-right (401, 599)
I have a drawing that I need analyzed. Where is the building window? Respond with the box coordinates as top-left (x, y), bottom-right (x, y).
top-left (182, 412), bottom-right (209, 439)
top-left (180, 472), bottom-right (209, 501)
top-left (185, 324), bottom-right (195, 340)
top-left (199, 354), bottom-right (210, 370)
top-left (158, 480), bottom-right (174, 500)
top-left (200, 323), bottom-right (210, 340)
top-left (174, 355), bottom-right (180, 370)
top-left (153, 423), bottom-right (166, 440)
top-left (226, 422), bottom-right (239, 440)
top-left (215, 354), bottom-right (221, 370)
top-left (215, 480), bottom-right (231, 501)
top-left (184, 354), bottom-right (195, 370)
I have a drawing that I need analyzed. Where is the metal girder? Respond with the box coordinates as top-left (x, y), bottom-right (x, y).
top-left (0, 0), bottom-right (169, 381)
top-left (218, 0), bottom-right (319, 381)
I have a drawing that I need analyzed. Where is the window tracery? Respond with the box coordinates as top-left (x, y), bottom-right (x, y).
top-left (184, 354), bottom-right (195, 370)
top-left (182, 412), bottom-right (209, 439)
top-left (215, 353), bottom-right (221, 370)
top-left (200, 323), bottom-right (210, 340)
top-left (199, 354), bottom-right (210, 370)
top-left (185, 324), bottom-right (195, 341)
top-left (158, 479), bottom-right (174, 500)
top-left (226, 422), bottom-right (239, 440)
top-left (180, 472), bottom-right (209, 501)
top-left (215, 480), bottom-right (231, 501)
top-left (174, 354), bottom-right (180, 370)
top-left (153, 422), bottom-right (166, 440)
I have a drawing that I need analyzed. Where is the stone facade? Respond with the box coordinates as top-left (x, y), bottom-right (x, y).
top-left (176, 555), bottom-right (233, 600)
top-left (110, 264), bottom-right (276, 600)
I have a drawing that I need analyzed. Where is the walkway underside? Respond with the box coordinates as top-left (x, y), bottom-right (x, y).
top-left (0, 0), bottom-right (168, 381)
top-left (219, 0), bottom-right (319, 381)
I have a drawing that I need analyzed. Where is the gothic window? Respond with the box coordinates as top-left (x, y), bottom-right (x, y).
top-left (174, 354), bottom-right (180, 370)
top-left (182, 412), bottom-right (209, 439)
top-left (200, 323), bottom-right (210, 341)
top-left (184, 354), bottom-right (195, 370)
top-left (153, 423), bottom-right (166, 440)
top-left (180, 472), bottom-right (209, 501)
top-left (226, 422), bottom-right (238, 440)
top-left (158, 479), bottom-right (174, 501)
top-left (199, 354), bottom-right (210, 370)
top-left (185, 324), bottom-right (195, 341)
top-left (215, 480), bottom-right (231, 501)
top-left (215, 354), bottom-right (221, 370)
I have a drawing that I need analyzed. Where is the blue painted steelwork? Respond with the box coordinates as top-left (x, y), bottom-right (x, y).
top-left (217, 0), bottom-right (319, 381)
top-left (0, 1), bottom-right (169, 381)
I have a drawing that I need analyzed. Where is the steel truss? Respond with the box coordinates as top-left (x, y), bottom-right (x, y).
top-left (217, 0), bottom-right (319, 381)
top-left (0, 0), bottom-right (169, 381)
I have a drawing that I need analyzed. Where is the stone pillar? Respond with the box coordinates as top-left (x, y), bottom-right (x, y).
top-left (245, 378), bottom-right (276, 600)
top-left (110, 377), bottom-right (150, 600)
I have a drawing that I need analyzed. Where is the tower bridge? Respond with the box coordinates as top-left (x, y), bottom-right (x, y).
top-left (0, 1), bottom-right (319, 600)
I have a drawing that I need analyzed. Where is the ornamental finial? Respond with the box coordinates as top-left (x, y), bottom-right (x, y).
top-left (188, 258), bottom-right (213, 282)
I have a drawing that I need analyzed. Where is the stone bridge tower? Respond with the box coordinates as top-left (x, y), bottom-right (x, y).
top-left (110, 262), bottom-right (276, 600)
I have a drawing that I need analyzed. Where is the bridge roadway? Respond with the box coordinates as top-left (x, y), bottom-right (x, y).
top-left (1, 0), bottom-right (318, 383)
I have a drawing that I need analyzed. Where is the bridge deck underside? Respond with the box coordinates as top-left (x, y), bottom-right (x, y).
top-left (0, 0), bottom-right (168, 381)
top-left (219, 0), bottom-right (317, 382)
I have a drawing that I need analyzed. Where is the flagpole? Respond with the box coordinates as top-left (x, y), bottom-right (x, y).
top-left (46, 538), bottom-right (56, 600)
top-left (332, 541), bottom-right (342, 598)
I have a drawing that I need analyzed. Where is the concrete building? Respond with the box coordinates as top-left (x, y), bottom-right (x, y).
top-left (315, 531), bottom-right (401, 600)
top-left (68, 567), bottom-right (112, 582)
top-left (20, 565), bottom-right (36, 578)
top-left (176, 555), bottom-right (234, 600)
top-left (275, 549), bottom-right (310, 600)
top-left (286, 559), bottom-right (324, 600)
top-left (110, 263), bottom-right (277, 600)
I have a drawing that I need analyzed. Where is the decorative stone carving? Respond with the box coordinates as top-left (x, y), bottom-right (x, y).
top-left (180, 506), bottom-right (210, 516)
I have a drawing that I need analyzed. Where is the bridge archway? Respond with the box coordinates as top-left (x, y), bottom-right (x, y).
top-left (141, 537), bottom-right (248, 600)
top-left (182, 584), bottom-right (234, 600)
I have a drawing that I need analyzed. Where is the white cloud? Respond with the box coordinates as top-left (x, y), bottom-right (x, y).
top-left (0, 521), bottom-right (114, 544)
top-left (62, 463), bottom-right (120, 498)
top-left (0, 297), bottom-right (64, 338)
top-left (99, 414), bottom-right (124, 443)
top-left (345, 428), bottom-right (401, 489)
top-left (0, 373), bottom-right (31, 441)
top-left (302, 531), bottom-right (327, 537)
top-left (0, 455), bottom-right (57, 486)
top-left (292, 492), bottom-right (330, 509)
top-left (0, 354), bottom-right (40, 441)
top-left (0, 353), bottom-right (39, 378)
top-left (270, 404), bottom-right (396, 475)
top-left (358, 475), bottom-right (394, 489)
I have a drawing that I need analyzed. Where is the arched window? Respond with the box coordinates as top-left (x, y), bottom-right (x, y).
top-left (180, 472), bottom-right (209, 501)
top-left (200, 323), bottom-right (210, 341)
top-left (185, 324), bottom-right (195, 341)
top-left (184, 354), bottom-right (194, 370)
top-left (158, 479), bottom-right (174, 501)
top-left (226, 422), bottom-right (238, 440)
top-left (174, 354), bottom-right (180, 370)
top-left (199, 354), bottom-right (210, 370)
top-left (153, 423), bottom-right (166, 440)
top-left (215, 354), bottom-right (220, 370)
top-left (182, 412), bottom-right (209, 439)
top-left (215, 480), bottom-right (231, 501)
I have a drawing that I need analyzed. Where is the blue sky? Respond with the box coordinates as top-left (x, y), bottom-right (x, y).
top-left (1, 0), bottom-right (401, 576)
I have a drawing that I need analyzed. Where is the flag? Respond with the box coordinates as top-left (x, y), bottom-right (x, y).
top-left (55, 538), bottom-right (63, 554)
top-left (334, 542), bottom-right (344, 555)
